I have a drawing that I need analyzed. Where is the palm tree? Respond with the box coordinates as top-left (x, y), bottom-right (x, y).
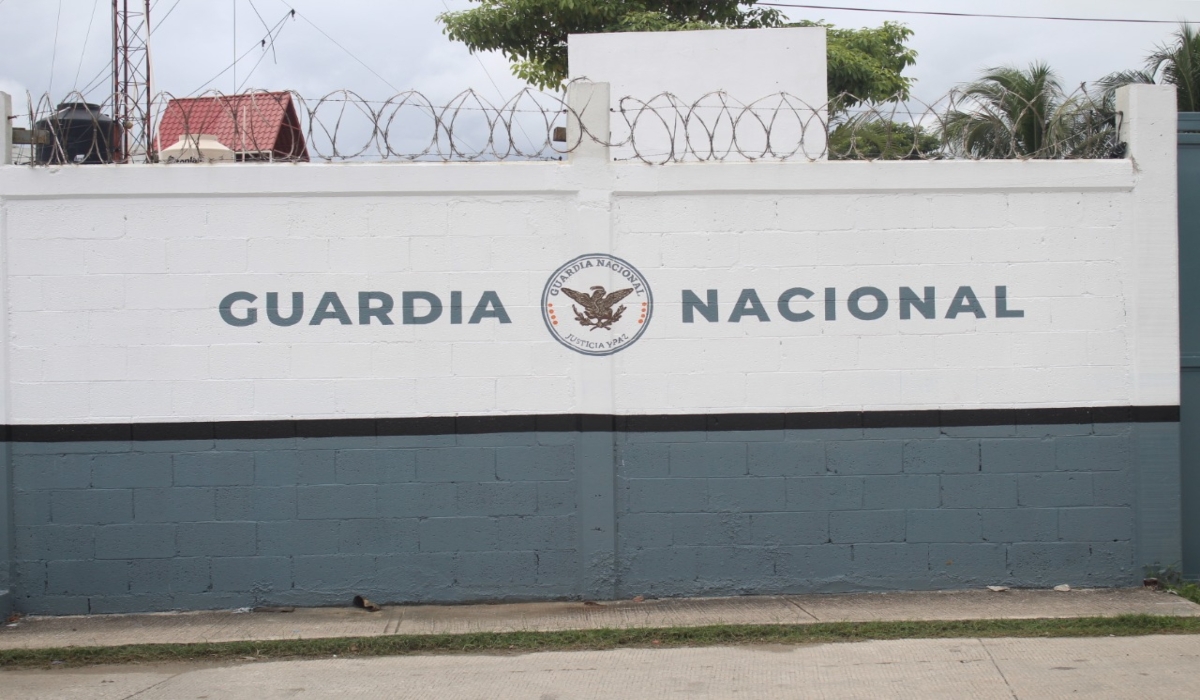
top-left (1154, 24), bottom-right (1200, 110)
top-left (1099, 24), bottom-right (1200, 112)
top-left (941, 62), bottom-right (1112, 158)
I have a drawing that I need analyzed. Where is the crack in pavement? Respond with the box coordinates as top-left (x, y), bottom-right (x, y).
top-left (782, 596), bottom-right (821, 622)
top-left (979, 638), bottom-right (1019, 700)
top-left (120, 670), bottom-right (188, 700)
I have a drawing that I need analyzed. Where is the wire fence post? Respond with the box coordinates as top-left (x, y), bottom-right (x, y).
top-left (567, 81), bottom-right (610, 162)
top-left (1, 92), bottom-right (12, 166)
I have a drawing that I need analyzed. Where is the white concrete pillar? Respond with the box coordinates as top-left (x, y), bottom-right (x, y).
top-left (0, 90), bottom-right (11, 617)
top-left (1, 92), bottom-right (12, 165)
top-left (566, 81), bottom-right (611, 163)
top-left (564, 81), bottom-right (618, 600)
top-left (1117, 83), bottom-right (1182, 574)
top-left (1117, 84), bottom-right (1180, 407)
top-left (564, 81), bottom-right (616, 419)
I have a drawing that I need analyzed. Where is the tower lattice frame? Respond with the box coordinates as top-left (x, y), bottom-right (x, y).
top-left (112, 0), bottom-right (153, 162)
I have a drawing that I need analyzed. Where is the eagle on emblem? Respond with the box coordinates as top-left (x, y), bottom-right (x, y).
top-left (561, 286), bottom-right (634, 331)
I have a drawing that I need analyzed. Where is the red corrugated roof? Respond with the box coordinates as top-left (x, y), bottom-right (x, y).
top-left (157, 91), bottom-right (309, 161)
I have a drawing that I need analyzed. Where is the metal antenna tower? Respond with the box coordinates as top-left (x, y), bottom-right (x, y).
top-left (112, 0), bottom-right (153, 162)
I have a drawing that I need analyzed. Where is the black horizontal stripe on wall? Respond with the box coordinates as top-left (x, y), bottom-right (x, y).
top-left (0, 406), bottom-right (1181, 443)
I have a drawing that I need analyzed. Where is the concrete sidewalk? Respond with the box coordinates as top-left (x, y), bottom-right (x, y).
top-left (6, 635), bottom-right (1200, 699)
top-left (2, 588), bottom-right (1197, 650)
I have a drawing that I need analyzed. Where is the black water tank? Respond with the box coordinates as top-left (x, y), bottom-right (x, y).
top-left (34, 102), bottom-right (116, 164)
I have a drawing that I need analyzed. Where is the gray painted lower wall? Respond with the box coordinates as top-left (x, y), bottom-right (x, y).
top-left (3, 420), bottom-right (1180, 615)
top-left (615, 423), bottom-right (1177, 597)
top-left (1184, 370), bottom-right (1200, 578)
top-left (1, 441), bottom-right (13, 619)
top-left (1135, 423), bottom-right (1183, 575)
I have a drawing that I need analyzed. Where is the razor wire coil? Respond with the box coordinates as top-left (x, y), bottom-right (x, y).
top-left (13, 83), bottom-right (1124, 166)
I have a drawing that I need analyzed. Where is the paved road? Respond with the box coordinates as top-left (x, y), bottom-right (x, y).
top-left (5, 635), bottom-right (1200, 699)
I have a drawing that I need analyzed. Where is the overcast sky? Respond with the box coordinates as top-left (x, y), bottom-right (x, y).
top-left (2, 1), bottom-right (1199, 118)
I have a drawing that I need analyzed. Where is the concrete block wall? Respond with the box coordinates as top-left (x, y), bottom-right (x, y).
top-left (9, 434), bottom-right (578, 614)
top-left (615, 423), bottom-right (1163, 598)
top-left (6, 415), bottom-right (1176, 614)
top-left (0, 84), bottom-right (1182, 614)
top-left (0, 86), bottom-right (1177, 424)
top-left (1, 443), bottom-right (12, 618)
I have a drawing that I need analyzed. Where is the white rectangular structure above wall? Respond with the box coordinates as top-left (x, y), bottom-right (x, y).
top-left (0, 85), bottom-right (1180, 425)
top-left (568, 27), bottom-right (829, 162)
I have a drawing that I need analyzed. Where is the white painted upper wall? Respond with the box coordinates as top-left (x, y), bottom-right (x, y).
top-left (569, 28), bottom-right (829, 162)
top-left (0, 85), bottom-right (1179, 424)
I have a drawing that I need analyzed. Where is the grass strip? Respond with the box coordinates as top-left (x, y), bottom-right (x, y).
top-left (1170, 582), bottom-right (1200, 606)
top-left (3, 615), bottom-right (1200, 669)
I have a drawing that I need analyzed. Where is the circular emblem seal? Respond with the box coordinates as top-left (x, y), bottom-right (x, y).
top-left (542, 254), bottom-right (653, 356)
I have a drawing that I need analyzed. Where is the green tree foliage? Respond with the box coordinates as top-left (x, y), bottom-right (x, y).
top-left (785, 21), bottom-right (916, 105)
top-left (828, 120), bottom-right (940, 160)
top-left (438, 1), bottom-right (781, 91)
top-left (942, 62), bottom-right (1113, 158)
top-left (1152, 24), bottom-right (1200, 110)
top-left (438, 1), bottom-right (916, 104)
top-left (1099, 24), bottom-right (1200, 111)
